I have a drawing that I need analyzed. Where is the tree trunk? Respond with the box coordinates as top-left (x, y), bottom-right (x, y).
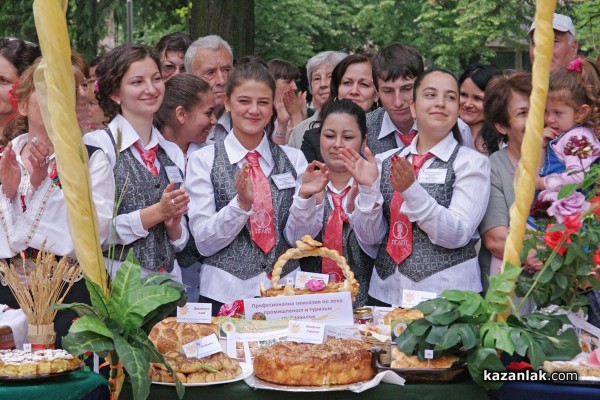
top-left (189, 0), bottom-right (254, 61)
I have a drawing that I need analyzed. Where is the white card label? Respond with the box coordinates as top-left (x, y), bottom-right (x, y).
top-left (286, 277), bottom-right (295, 285)
top-left (177, 303), bottom-right (213, 324)
top-left (271, 172), bottom-right (296, 190)
top-left (182, 341), bottom-right (197, 358)
top-left (294, 271), bottom-right (329, 289)
top-left (418, 169), bottom-right (447, 184)
top-left (325, 325), bottom-right (361, 340)
top-left (288, 320), bottom-right (325, 344)
top-left (424, 349), bottom-right (434, 359)
top-left (401, 290), bottom-right (437, 309)
top-left (196, 334), bottom-right (222, 358)
top-left (165, 166), bottom-right (184, 183)
top-left (23, 343), bottom-right (32, 352)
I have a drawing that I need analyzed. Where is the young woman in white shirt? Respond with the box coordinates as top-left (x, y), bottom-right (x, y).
top-left (155, 73), bottom-right (217, 302)
top-left (0, 59), bottom-right (114, 347)
top-left (84, 44), bottom-right (189, 281)
top-left (341, 69), bottom-right (491, 306)
top-left (185, 62), bottom-right (327, 314)
top-left (296, 99), bottom-right (374, 307)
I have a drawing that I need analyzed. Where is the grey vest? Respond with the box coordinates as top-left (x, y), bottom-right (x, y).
top-left (366, 108), bottom-right (397, 155)
top-left (103, 129), bottom-right (182, 272)
top-left (299, 194), bottom-right (374, 307)
top-left (375, 144), bottom-right (477, 281)
top-left (204, 140), bottom-right (299, 279)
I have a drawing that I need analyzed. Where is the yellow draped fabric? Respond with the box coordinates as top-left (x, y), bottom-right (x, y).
top-left (31, 0), bottom-right (108, 293)
top-left (499, 0), bottom-right (556, 320)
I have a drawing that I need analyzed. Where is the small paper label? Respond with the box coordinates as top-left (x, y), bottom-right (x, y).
top-left (288, 320), bottom-right (325, 344)
top-left (401, 290), bottom-right (437, 309)
top-left (418, 169), bottom-right (447, 184)
top-left (196, 334), bottom-right (222, 358)
top-left (165, 166), bottom-right (184, 183)
top-left (325, 325), bottom-right (361, 340)
top-left (23, 343), bottom-right (32, 353)
top-left (294, 271), bottom-right (329, 289)
top-left (271, 172), bottom-right (296, 190)
top-left (286, 277), bottom-right (294, 285)
top-left (182, 341), bottom-right (198, 358)
top-left (424, 349), bottom-right (434, 359)
top-left (177, 303), bottom-right (213, 324)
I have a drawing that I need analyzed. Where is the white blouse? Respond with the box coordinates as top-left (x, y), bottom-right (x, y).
top-left (0, 133), bottom-right (115, 259)
top-left (349, 132), bottom-right (490, 304)
top-left (185, 132), bottom-right (319, 303)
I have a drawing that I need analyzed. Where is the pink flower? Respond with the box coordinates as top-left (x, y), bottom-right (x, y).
top-left (547, 192), bottom-right (590, 223)
top-left (93, 80), bottom-right (99, 93)
top-left (305, 279), bottom-right (326, 291)
top-left (567, 57), bottom-right (583, 72)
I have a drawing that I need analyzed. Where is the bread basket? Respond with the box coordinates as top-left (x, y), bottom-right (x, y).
top-left (259, 235), bottom-right (359, 301)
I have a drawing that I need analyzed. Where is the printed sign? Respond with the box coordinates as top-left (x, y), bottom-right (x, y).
top-left (244, 292), bottom-right (353, 326)
top-left (287, 320), bottom-right (325, 344)
top-left (177, 303), bottom-right (212, 324)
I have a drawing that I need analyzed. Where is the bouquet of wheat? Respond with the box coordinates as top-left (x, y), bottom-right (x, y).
top-left (0, 243), bottom-right (82, 348)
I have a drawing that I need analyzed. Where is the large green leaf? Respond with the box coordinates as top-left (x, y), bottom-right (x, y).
top-left (542, 328), bottom-right (581, 361)
top-left (480, 323), bottom-right (515, 354)
top-left (467, 347), bottom-right (505, 390)
top-left (50, 302), bottom-right (105, 320)
top-left (114, 333), bottom-right (151, 400)
top-left (69, 315), bottom-right (113, 339)
top-left (131, 329), bottom-right (185, 399)
top-left (110, 251), bottom-right (143, 307)
top-left (85, 277), bottom-right (111, 318)
top-left (62, 330), bottom-right (115, 356)
top-left (121, 285), bottom-right (181, 328)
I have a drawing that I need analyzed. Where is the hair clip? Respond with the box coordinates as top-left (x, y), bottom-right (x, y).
top-left (93, 80), bottom-right (99, 93)
top-left (567, 57), bottom-right (583, 73)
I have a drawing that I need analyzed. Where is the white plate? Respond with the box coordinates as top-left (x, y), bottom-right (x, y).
top-left (152, 362), bottom-right (252, 387)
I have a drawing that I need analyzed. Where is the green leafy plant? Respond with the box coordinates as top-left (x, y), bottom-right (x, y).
top-left (52, 251), bottom-right (188, 400)
top-left (396, 263), bottom-right (581, 389)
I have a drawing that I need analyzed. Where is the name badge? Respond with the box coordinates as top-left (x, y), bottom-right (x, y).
top-left (165, 166), bottom-right (183, 183)
top-left (418, 169), bottom-right (447, 184)
top-left (271, 172), bottom-right (296, 190)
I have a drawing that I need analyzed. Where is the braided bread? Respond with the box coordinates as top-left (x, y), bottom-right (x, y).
top-left (259, 235), bottom-right (359, 301)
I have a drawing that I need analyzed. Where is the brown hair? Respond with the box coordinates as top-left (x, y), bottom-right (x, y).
top-left (0, 37), bottom-right (40, 76)
top-left (484, 71), bottom-right (532, 130)
top-left (372, 43), bottom-right (423, 89)
top-left (548, 58), bottom-right (600, 136)
top-left (155, 74), bottom-right (211, 130)
top-left (267, 58), bottom-right (299, 81)
top-left (95, 44), bottom-right (161, 120)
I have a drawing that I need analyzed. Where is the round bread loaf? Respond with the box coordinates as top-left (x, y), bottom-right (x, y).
top-left (148, 317), bottom-right (219, 354)
top-left (253, 338), bottom-right (375, 386)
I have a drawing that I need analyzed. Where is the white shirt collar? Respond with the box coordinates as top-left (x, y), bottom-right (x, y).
top-left (402, 131), bottom-right (457, 162)
top-left (224, 131), bottom-right (273, 168)
top-left (379, 111), bottom-right (418, 140)
top-left (108, 114), bottom-right (185, 170)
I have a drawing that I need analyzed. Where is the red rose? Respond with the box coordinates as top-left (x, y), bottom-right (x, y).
top-left (543, 225), bottom-right (571, 256)
top-left (593, 249), bottom-right (600, 266)
top-left (563, 213), bottom-right (583, 233)
top-left (590, 196), bottom-right (600, 217)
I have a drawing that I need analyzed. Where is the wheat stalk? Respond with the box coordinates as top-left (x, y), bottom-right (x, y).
top-left (0, 243), bottom-right (82, 325)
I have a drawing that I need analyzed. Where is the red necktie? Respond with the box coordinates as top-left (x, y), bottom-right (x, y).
top-left (245, 152), bottom-right (276, 254)
top-left (395, 129), bottom-right (417, 147)
top-left (132, 142), bottom-right (159, 177)
top-left (322, 186), bottom-right (351, 283)
top-left (386, 152), bottom-right (434, 265)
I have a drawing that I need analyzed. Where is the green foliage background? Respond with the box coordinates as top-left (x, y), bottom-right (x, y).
top-left (1, 0), bottom-right (597, 72)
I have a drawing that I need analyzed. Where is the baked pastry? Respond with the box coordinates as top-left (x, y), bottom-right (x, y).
top-left (149, 351), bottom-right (242, 384)
top-left (0, 349), bottom-right (82, 376)
top-left (148, 317), bottom-right (219, 354)
top-left (253, 338), bottom-right (375, 386)
top-left (259, 235), bottom-right (359, 301)
top-left (384, 308), bottom-right (424, 325)
top-left (390, 347), bottom-right (459, 369)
